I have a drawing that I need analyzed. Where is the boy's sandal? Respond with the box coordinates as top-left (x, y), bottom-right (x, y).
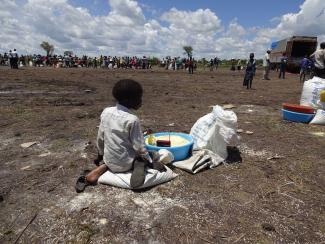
top-left (75, 170), bottom-right (91, 193)
top-left (75, 175), bottom-right (88, 193)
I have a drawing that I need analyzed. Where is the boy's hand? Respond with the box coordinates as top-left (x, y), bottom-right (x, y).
top-left (152, 161), bottom-right (166, 172)
top-left (94, 154), bottom-right (103, 166)
top-left (143, 128), bottom-right (153, 136)
top-left (148, 151), bottom-right (160, 162)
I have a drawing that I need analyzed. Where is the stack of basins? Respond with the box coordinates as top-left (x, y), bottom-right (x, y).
top-left (282, 103), bottom-right (315, 123)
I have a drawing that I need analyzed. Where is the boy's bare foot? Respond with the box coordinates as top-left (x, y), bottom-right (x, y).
top-left (152, 161), bottom-right (167, 172)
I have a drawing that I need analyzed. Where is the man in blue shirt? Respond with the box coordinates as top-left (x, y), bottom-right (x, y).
top-left (279, 53), bottom-right (287, 79)
top-left (300, 55), bottom-right (310, 82)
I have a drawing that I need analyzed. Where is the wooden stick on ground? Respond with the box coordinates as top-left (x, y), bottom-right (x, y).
top-left (14, 212), bottom-right (38, 244)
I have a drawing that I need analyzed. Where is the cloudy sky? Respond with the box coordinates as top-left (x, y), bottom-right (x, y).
top-left (1, 0), bottom-right (325, 59)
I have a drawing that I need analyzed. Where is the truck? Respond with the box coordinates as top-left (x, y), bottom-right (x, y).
top-left (270, 36), bottom-right (317, 72)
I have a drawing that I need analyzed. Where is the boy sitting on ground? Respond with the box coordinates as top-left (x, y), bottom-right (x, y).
top-left (76, 79), bottom-right (165, 193)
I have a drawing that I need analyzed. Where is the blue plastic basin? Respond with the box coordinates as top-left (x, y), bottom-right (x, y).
top-left (282, 109), bottom-right (315, 123)
top-left (145, 132), bottom-right (194, 161)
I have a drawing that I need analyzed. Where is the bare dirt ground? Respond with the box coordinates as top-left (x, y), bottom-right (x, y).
top-left (0, 67), bottom-right (324, 243)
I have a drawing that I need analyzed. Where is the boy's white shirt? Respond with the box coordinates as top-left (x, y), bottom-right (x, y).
top-left (97, 103), bottom-right (151, 173)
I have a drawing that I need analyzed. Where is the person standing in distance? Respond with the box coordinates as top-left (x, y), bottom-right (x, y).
top-left (243, 53), bottom-right (256, 89)
top-left (279, 52), bottom-right (287, 79)
top-left (263, 50), bottom-right (271, 80)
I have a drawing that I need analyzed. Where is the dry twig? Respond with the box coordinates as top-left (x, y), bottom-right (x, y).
top-left (13, 212), bottom-right (38, 244)
top-left (139, 225), bottom-right (158, 232)
top-left (234, 233), bottom-right (246, 243)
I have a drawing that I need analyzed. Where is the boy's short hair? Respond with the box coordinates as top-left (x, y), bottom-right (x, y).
top-left (320, 42), bottom-right (325, 49)
top-left (112, 79), bottom-right (143, 109)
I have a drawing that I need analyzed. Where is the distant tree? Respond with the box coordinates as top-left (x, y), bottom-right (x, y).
top-left (149, 56), bottom-right (160, 66)
top-left (64, 50), bottom-right (73, 57)
top-left (40, 41), bottom-right (54, 56)
top-left (183, 46), bottom-right (193, 58)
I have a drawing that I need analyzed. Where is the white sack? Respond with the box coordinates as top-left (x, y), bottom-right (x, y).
top-left (190, 105), bottom-right (239, 161)
top-left (98, 166), bottom-right (177, 189)
top-left (172, 149), bottom-right (223, 174)
top-left (309, 109), bottom-right (325, 125)
top-left (300, 77), bottom-right (325, 108)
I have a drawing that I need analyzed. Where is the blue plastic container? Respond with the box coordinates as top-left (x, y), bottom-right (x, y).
top-left (145, 132), bottom-right (194, 161)
top-left (282, 109), bottom-right (315, 123)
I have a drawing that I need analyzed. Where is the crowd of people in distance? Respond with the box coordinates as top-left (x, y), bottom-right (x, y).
top-left (160, 56), bottom-right (197, 73)
top-left (0, 53), bottom-right (155, 70)
top-left (0, 51), bottom-right (203, 74)
top-left (209, 57), bottom-right (220, 71)
top-left (2, 43), bottom-right (324, 84)
top-left (0, 49), bottom-right (20, 69)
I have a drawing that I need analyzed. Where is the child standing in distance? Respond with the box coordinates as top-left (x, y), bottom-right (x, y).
top-left (279, 52), bottom-right (287, 79)
top-left (262, 50), bottom-right (271, 80)
top-left (300, 55), bottom-right (310, 82)
top-left (76, 79), bottom-right (165, 192)
top-left (243, 53), bottom-right (256, 89)
top-left (187, 57), bottom-right (194, 74)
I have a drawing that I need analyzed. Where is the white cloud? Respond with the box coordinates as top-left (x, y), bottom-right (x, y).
top-left (0, 0), bottom-right (324, 59)
top-left (254, 0), bottom-right (325, 49)
top-left (109, 0), bottom-right (145, 25)
top-left (225, 19), bottom-right (246, 38)
top-left (161, 8), bottom-right (222, 35)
